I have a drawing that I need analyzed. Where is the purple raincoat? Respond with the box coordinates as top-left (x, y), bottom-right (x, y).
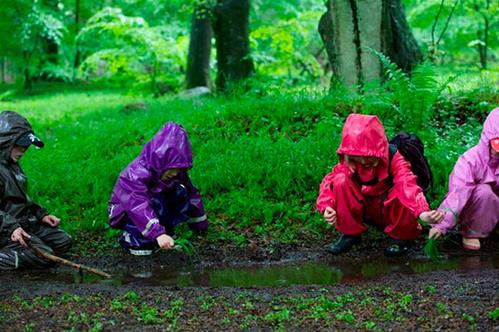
top-left (108, 122), bottom-right (207, 241)
top-left (436, 108), bottom-right (499, 237)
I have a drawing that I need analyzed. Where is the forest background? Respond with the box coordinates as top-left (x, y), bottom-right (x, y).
top-left (0, 0), bottom-right (497, 253)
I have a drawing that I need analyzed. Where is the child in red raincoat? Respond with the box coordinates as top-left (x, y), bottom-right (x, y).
top-left (316, 114), bottom-right (443, 256)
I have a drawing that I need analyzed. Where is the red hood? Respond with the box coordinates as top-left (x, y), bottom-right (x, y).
top-left (337, 114), bottom-right (389, 181)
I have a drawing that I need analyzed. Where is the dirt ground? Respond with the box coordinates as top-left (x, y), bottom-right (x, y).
top-left (0, 234), bottom-right (497, 331)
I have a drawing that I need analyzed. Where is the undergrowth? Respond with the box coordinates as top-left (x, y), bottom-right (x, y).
top-left (0, 66), bottom-right (495, 250)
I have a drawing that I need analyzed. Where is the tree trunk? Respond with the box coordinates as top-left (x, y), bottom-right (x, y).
top-left (185, 4), bottom-right (213, 89)
top-left (319, 0), bottom-right (421, 88)
top-left (213, 0), bottom-right (254, 91)
top-left (23, 52), bottom-right (32, 93)
top-left (73, 0), bottom-right (81, 77)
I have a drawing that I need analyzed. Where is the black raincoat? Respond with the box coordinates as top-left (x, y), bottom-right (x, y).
top-left (0, 111), bottom-right (71, 270)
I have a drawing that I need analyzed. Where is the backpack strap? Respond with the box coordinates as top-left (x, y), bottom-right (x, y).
top-left (386, 143), bottom-right (397, 185)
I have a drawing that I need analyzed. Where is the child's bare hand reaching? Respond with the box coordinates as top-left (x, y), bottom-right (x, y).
top-left (323, 207), bottom-right (337, 226)
top-left (42, 215), bottom-right (60, 227)
top-left (419, 210), bottom-right (445, 224)
top-left (156, 234), bottom-right (175, 250)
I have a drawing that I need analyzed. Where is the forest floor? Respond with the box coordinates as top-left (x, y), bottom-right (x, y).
top-left (0, 234), bottom-right (497, 331)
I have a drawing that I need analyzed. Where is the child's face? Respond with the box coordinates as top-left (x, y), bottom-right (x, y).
top-left (161, 168), bottom-right (181, 181)
top-left (10, 145), bottom-right (27, 163)
top-left (346, 155), bottom-right (380, 169)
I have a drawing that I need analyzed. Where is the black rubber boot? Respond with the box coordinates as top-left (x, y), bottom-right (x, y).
top-left (327, 235), bottom-right (361, 255)
top-left (384, 239), bottom-right (412, 257)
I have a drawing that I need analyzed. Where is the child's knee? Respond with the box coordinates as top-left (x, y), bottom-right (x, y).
top-left (472, 184), bottom-right (496, 204)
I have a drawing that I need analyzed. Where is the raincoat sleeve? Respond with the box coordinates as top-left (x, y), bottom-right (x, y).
top-left (28, 202), bottom-right (48, 222)
top-left (316, 164), bottom-right (349, 214)
top-left (0, 180), bottom-right (23, 238)
top-left (435, 155), bottom-right (476, 235)
top-left (390, 152), bottom-right (429, 218)
top-left (118, 165), bottom-right (166, 241)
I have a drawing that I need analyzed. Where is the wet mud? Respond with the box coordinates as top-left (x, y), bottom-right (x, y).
top-left (0, 234), bottom-right (498, 331)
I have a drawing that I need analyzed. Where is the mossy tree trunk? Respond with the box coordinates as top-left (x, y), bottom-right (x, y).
top-left (213, 0), bottom-right (254, 91)
top-left (318, 0), bottom-right (422, 88)
top-left (185, 3), bottom-right (213, 89)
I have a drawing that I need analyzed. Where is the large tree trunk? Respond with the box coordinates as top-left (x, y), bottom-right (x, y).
top-left (185, 4), bottom-right (213, 89)
top-left (213, 0), bottom-right (254, 91)
top-left (319, 0), bottom-right (421, 88)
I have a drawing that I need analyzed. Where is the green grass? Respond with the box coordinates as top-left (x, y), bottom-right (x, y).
top-left (0, 78), bottom-right (496, 250)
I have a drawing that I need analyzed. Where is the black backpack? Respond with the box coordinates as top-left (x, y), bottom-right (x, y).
top-left (387, 132), bottom-right (433, 194)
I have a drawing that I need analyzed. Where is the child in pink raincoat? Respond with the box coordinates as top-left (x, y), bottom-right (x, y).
top-left (429, 108), bottom-right (499, 250)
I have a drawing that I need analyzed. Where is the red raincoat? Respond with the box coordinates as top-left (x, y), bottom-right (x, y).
top-left (316, 114), bottom-right (429, 240)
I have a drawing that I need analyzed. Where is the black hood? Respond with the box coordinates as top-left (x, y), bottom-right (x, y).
top-left (0, 111), bottom-right (38, 163)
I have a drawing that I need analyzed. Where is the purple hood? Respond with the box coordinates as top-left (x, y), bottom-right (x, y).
top-left (436, 108), bottom-right (499, 234)
top-left (108, 122), bottom-right (195, 240)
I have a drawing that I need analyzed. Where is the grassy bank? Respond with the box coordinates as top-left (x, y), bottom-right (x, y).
top-left (0, 81), bottom-right (496, 250)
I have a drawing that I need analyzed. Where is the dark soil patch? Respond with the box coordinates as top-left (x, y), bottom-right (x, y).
top-left (0, 233), bottom-right (497, 331)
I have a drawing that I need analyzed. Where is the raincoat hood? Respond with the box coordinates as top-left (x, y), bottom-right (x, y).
top-left (0, 111), bottom-right (39, 163)
top-left (479, 108), bottom-right (499, 167)
top-left (337, 114), bottom-right (390, 181)
top-left (139, 122), bottom-right (193, 174)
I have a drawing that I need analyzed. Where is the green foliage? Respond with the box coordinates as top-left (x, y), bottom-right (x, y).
top-left (0, 74), bottom-right (496, 249)
top-left (406, 0), bottom-right (498, 66)
top-left (251, 9), bottom-right (323, 82)
top-left (77, 7), bottom-right (187, 95)
top-left (422, 237), bottom-right (441, 261)
top-left (489, 308), bottom-right (499, 320)
top-left (367, 50), bottom-right (454, 133)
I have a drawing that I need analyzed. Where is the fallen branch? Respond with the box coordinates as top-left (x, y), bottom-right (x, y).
top-left (28, 242), bottom-right (112, 279)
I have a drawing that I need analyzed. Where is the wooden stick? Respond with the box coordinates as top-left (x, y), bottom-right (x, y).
top-left (28, 243), bottom-right (112, 279)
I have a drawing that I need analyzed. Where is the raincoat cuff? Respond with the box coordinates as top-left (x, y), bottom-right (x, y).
top-left (145, 223), bottom-right (166, 241)
top-left (433, 212), bottom-right (455, 235)
top-left (7, 223), bottom-right (22, 238)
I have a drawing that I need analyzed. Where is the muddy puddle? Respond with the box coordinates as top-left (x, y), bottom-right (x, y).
top-left (15, 252), bottom-right (499, 288)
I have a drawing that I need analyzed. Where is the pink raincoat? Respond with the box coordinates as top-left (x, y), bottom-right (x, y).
top-left (435, 108), bottom-right (499, 237)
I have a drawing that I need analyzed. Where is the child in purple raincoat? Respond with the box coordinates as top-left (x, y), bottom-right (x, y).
top-left (108, 122), bottom-right (208, 255)
top-left (429, 108), bottom-right (499, 250)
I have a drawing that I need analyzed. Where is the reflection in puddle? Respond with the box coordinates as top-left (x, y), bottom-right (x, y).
top-left (18, 253), bottom-right (499, 288)
top-left (114, 254), bottom-right (499, 287)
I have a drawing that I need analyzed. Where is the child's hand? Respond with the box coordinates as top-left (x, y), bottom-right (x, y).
top-left (42, 215), bottom-right (60, 227)
top-left (419, 210), bottom-right (444, 224)
top-left (323, 207), bottom-right (337, 226)
top-left (11, 227), bottom-right (31, 247)
top-left (157, 234), bottom-right (175, 250)
top-left (429, 227), bottom-right (442, 240)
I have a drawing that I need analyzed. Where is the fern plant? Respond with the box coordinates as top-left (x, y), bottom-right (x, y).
top-left (370, 50), bottom-right (455, 133)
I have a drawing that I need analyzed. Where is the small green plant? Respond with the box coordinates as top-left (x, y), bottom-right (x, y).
top-left (489, 308), bottom-right (499, 320)
top-left (426, 285), bottom-right (437, 294)
top-left (423, 236), bottom-right (441, 261)
top-left (123, 291), bottom-right (140, 303)
top-left (398, 294), bottom-right (413, 311)
top-left (462, 313), bottom-right (477, 330)
top-left (436, 302), bottom-right (449, 315)
top-left (362, 320), bottom-right (377, 330)
top-left (335, 310), bottom-right (355, 324)
top-left (264, 307), bottom-right (291, 331)
top-left (111, 298), bottom-right (125, 311)
top-left (164, 298), bottom-right (184, 329)
top-left (135, 304), bottom-right (163, 325)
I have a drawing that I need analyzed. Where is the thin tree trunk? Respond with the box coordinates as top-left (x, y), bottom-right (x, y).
top-left (477, 0), bottom-right (489, 70)
top-left (23, 51), bottom-right (32, 93)
top-left (213, 0), bottom-right (254, 91)
top-left (384, 0), bottom-right (422, 72)
top-left (73, 0), bottom-right (81, 79)
top-left (186, 4), bottom-right (213, 89)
